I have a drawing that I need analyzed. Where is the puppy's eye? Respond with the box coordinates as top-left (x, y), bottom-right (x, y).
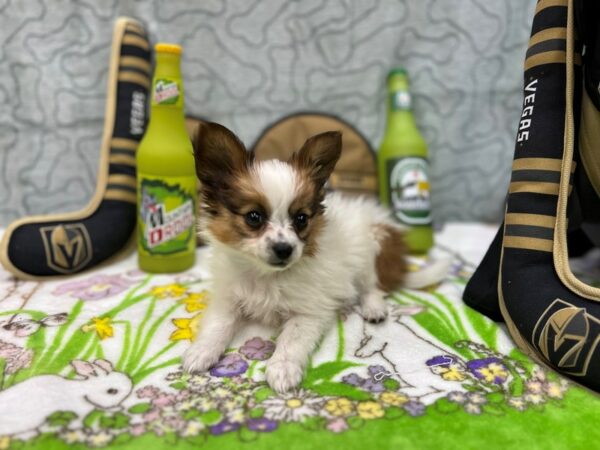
top-left (107, 388), bottom-right (118, 395)
top-left (245, 210), bottom-right (264, 229)
top-left (293, 213), bottom-right (309, 230)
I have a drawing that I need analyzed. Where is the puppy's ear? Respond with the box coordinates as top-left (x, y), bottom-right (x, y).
top-left (290, 131), bottom-right (342, 187)
top-left (194, 122), bottom-right (253, 202)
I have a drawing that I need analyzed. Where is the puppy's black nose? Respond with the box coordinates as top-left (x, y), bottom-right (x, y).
top-left (272, 242), bottom-right (293, 260)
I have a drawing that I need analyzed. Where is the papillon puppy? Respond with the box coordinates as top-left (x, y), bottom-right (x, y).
top-left (182, 122), bottom-right (446, 392)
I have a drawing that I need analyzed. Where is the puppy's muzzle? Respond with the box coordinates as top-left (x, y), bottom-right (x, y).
top-left (270, 242), bottom-right (294, 266)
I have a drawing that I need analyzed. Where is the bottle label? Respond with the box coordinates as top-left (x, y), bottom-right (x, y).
top-left (153, 78), bottom-right (180, 105)
top-left (138, 175), bottom-right (196, 255)
top-left (390, 91), bottom-right (412, 111)
top-left (386, 157), bottom-right (432, 225)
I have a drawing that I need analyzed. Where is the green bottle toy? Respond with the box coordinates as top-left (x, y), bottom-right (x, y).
top-left (137, 43), bottom-right (196, 273)
top-left (378, 68), bottom-right (433, 254)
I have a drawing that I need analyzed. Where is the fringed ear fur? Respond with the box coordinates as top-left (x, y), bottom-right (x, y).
top-left (289, 131), bottom-right (342, 188)
top-left (193, 122), bottom-right (254, 207)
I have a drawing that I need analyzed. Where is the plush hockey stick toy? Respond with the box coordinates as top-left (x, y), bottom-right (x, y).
top-left (464, 0), bottom-right (600, 392)
top-left (0, 18), bottom-right (151, 279)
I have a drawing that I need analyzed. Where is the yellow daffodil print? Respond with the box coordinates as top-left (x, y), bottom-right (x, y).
top-left (356, 401), bottom-right (385, 419)
top-left (466, 358), bottom-right (509, 384)
top-left (439, 364), bottom-right (467, 381)
top-left (149, 283), bottom-right (187, 299)
top-left (379, 391), bottom-right (409, 407)
top-left (0, 436), bottom-right (11, 450)
top-left (324, 398), bottom-right (354, 417)
top-left (81, 317), bottom-right (114, 340)
top-left (180, 291), bottom-right (209, 312)
top-left (479, 362), bottom-right (508, 384)
top-left (170, 313), bottom-right (203, 341)
top-left (427, 356), bottom-right (467, 381)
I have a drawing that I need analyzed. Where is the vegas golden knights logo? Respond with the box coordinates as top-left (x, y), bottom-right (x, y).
top-left (532, 299), bottom-right (600, 377)
top-left (40, 224), bottom-right (93, 274)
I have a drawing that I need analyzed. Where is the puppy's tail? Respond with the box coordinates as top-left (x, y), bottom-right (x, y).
top-left (403, 257), bottom-right (452, 289)
top-left (375, 223), bottom-right (450, 291)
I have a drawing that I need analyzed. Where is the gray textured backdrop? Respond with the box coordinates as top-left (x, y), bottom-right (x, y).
top-left (0, 0), bottom-right (536, 225)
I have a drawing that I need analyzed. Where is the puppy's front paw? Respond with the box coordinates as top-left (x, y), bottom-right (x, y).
top-left (266, 359), bottom-right (304, 393)
top-left (182, 344), bottom-right (221, 374)
top-left (360, 301), bottom-right (388, 324)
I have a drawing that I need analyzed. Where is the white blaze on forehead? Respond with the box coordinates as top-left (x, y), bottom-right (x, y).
top-left (255, 160), bottom-right (299, 223)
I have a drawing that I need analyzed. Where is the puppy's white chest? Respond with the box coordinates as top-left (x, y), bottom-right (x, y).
top-left (232, 277), bottom-right (287, 325)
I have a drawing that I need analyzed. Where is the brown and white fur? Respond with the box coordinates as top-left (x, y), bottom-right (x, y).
top-left (182, 122), bottom-right (446, 392)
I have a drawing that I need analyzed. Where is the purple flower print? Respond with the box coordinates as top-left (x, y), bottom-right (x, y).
top-left (341, 373), bottom-right (363, 387)
top-left (239, 337), bottom-right (275, 361)
top-left (210, 353), bottom-right (249, 377)
top-left (362, 378), bottom-right (386, 393)
top-left (403, 400), bottom-right (426, 417)
top-left (210, 420), bottom-right (241, 435)
top-left (368, 365), bottom-right (389, 379)
top-left (126, 269), bottom-right (146, 279)
top-left (447, 391), bottom-right (467, 404)
top-left (341, 365), bottom-right (386, 392)
top-left (246, 418), bottom-right (278, 432)
top-left (53, 274), bottom-right (135, 300)
top-left (426, 355), bottom-right (456, 368)
top-left (466, 357), bottom-right (509, 384)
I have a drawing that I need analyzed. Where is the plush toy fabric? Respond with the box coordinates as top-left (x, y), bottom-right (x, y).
top-left (0, 18), bottom-right (151, 279)
top-left (252, 113), bottom-right (378, 198)
top-left (465, 0), bottom-right (600, 393)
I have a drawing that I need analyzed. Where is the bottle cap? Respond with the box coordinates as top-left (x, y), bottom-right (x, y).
top-left (155, 43), bottom-right (182, 55)
top-left (387, 67), bottom-right (408, 80)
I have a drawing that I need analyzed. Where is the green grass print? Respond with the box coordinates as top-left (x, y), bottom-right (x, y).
top-left (390, 289), bottom-right (500, 360)
top-left (5, 272), bottom-right (600, 450)
top-left (0, 275), bottom-right (198, 389)
top-left (389, 289), bottom-right (534, 398)
top-left (301, 313), bottom-right (365, 399)
top-left (13, 387), bottom-right (600, 450)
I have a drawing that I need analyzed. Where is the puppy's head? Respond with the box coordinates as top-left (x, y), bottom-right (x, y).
top-left (194, 122), bottom-right (341, 271)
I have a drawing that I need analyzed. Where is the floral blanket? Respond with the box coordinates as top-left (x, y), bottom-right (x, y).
top-left (0, 224), bottom-right (598, 450)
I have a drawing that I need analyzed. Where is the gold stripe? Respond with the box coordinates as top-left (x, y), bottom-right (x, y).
top-left (120, 56), bottom-right (151, 74)
top-left (525, 51), bottom-right (581, 71)
top-left (108, 174), bottom-right (136, 188)
top-left (109, 154), bottom-right (136, 166)
top-left (104, 189), bottom-right (137, 204)
top-left (512, 158), bottom-right (576, 173)
top-left (525, 51), bottom-right (565, 70)
top-left (509, 181), bottom-right (560, 195)
top-left (123, 34), bottom-right (149, 51)
top-left (504, 236), bottom-right (553, 252)
top-left (529, 27), bottom-right (567, 47)
top-left (111, 138), bottom-right (139, 151)
top-left (535, 0), bottom-right (567, 14)
top-left (126, 23), bottom-right (145, 34)
top-left (505, 213), bottom-right (556, 228)
top-left (512, 158), bottom-right (562, 172)
top-left (118, 71), bottom-right (150, 89)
